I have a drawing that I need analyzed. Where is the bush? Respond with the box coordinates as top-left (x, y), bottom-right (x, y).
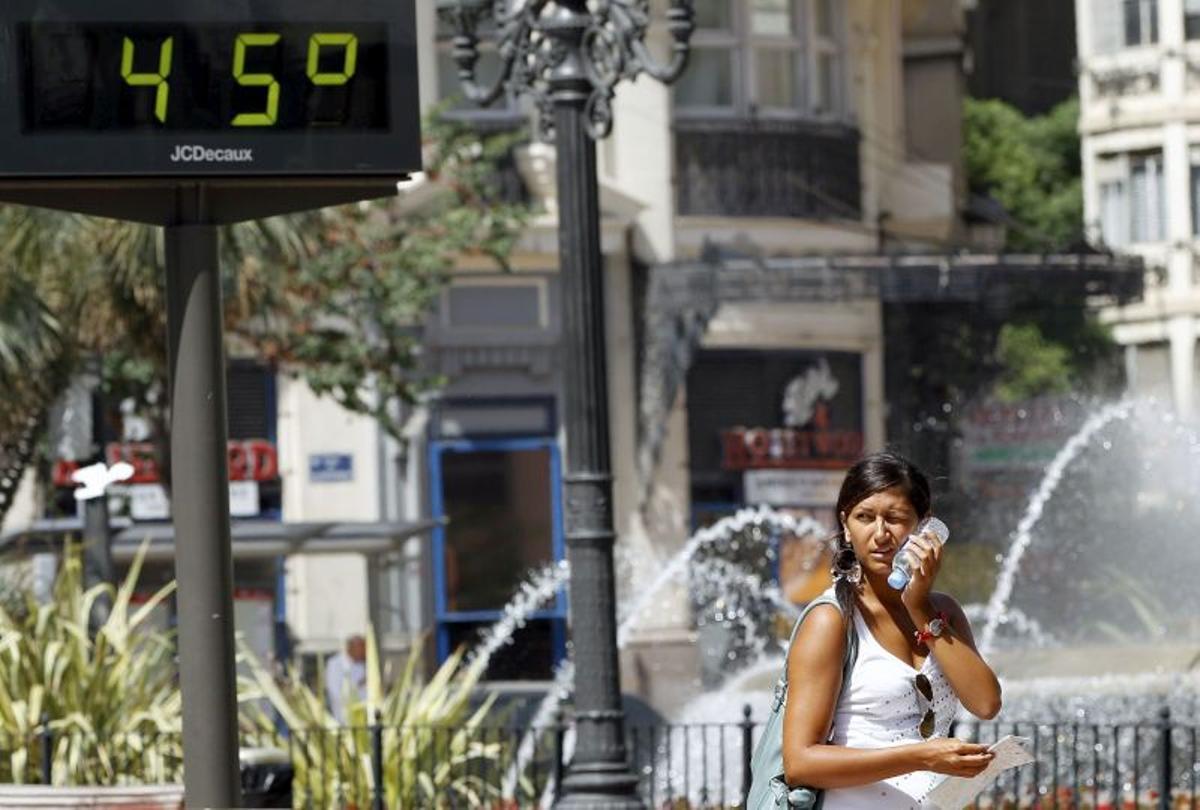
top-left (238, 630), bottom-right (504, 808)
top-left (0, 540), bottom-right (180, 785)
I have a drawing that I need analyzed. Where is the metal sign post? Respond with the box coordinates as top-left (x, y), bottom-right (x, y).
top-left (164, 202), bottom-right (241, 805)
top-left (0, 0), bottom-right (422, 804)
top-left (72, 459), bottom-right (134, 628)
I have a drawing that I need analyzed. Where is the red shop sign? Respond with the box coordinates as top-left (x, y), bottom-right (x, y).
top-left (53, 439), bottom-right (278, 487)
top-left (721, 426), bottom-right (863, 470)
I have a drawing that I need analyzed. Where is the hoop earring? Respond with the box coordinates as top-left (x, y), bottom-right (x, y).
top-left (831, 536), bottom-right (862, 586)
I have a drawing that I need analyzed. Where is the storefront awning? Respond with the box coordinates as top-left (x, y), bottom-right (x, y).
top-left (0, 518), bottom-right (440, 562)
top-left (635, 250), bottom-right (1146, 499)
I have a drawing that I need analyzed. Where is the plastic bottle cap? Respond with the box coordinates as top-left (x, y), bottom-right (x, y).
top-left (887, 569), bottom-right (909, 590)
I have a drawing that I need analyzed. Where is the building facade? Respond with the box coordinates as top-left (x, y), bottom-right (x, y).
top-left (398, 0), bottom-right (1133, 712)
top-left (2, 0), bottom-right (1143, 717)
top-left (406, 0), bottom-right (962, 707)
top-left (1077, 0), bottom-right (1200, 417)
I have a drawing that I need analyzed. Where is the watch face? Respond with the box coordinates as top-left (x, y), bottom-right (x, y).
top-left (928, 618), bottom-right (946, 636)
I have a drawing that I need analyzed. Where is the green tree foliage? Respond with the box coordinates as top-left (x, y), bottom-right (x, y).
top-left (0, 192), bottom-right (334, 505)
top-left (0, 233), bottom-right (78, 523)
top-left (957, 95), bottom-right (1121, 402)
top-left (993, 313), bottom-right (1120, 403)
top-left (963, 97), bottom-right (1083, 252)
top-left (994, 323), bottom-right (1072, 402)
top-left (231, 115), bottom-right (529, 441)
top-left (0, 275), bottom-right (59, 384)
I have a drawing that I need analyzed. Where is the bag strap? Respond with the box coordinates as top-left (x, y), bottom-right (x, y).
top-left (772, 593), bottom-right (860, 733)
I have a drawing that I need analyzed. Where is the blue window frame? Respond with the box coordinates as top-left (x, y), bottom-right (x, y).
top-left (429, 436), bottom-right (567, 678)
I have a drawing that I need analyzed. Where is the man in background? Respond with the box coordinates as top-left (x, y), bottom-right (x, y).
top-left (324, 634), bottom-right (367, 722)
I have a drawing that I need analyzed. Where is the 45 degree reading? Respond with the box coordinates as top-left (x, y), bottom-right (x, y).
top-left (5, 1), bottom-right (416, 176)
top-left (120, 31), bottom-right (360, 127)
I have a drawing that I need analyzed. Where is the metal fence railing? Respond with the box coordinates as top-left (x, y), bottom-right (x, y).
top-left (7, 706), bottom-right (1200, 809)
top-left (950, 708), bottom-right (1200, 810)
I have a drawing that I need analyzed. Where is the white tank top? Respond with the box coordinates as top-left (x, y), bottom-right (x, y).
top-left (821, 602), bottom-right (961, 810)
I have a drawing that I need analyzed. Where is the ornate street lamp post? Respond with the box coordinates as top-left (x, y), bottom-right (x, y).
top-left (437, 0), bottom-right (693, 806)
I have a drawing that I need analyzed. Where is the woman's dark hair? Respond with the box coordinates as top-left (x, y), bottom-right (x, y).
top-left (835, 451), bottom-right (932, 528)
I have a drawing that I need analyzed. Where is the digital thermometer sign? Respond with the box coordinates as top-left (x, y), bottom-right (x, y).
top-left (0, 0), bottom-right (420, 177)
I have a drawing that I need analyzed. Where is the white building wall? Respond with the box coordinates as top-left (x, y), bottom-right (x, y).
top-left (277, 375), bottom-right (384, 654)
top-left (1079, 0), bottom-right (1200, 419)
top-left (608, 71), bottom-right (676, 262)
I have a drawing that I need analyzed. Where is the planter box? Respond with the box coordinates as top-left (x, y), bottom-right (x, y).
top-left (0, 785), bottom-right (184, 809)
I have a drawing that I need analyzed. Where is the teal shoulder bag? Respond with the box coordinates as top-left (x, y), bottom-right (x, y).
top-left (745, 592), bottom-right (859, 810)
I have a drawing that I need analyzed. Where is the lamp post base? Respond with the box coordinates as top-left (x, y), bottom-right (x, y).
top-left (555, 764), bottom-right (644, 809)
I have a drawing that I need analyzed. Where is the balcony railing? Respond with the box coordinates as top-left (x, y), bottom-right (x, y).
top-left (674, 118), bottom-right (862, 220)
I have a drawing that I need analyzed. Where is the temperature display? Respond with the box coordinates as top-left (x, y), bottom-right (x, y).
top-left (0, 0), bottom-right (420, 178)
top-left (20, 23), bottom-right (390, 131)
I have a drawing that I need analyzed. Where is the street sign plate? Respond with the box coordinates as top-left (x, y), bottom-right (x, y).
top-left (309, 453), bottom-right (354, 483)
top-left (0, 0), bottom-right (420, 177)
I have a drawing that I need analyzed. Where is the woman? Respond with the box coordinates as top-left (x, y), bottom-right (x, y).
top-left (782, 451), bottom-right (1002, 809)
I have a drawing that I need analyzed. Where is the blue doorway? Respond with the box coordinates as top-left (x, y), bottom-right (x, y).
top-left (429, 436), bottom-right (567, 680)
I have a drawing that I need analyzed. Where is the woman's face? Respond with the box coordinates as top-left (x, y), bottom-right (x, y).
top-left (841, 487), bottom-right (922, 578)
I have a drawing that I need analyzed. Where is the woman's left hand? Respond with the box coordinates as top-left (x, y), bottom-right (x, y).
top-left (899, 527), bottom-right (944, 614)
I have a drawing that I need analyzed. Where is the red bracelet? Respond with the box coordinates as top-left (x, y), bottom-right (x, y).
top-left (914, 612), bottom-right (948, 646)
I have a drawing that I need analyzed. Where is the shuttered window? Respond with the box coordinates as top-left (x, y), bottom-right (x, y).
top-left (1096, 151), bottom-right (1164, 246)
top-left (1092, 0), bottom-right (1122, 53)
top-left (1100, 180), bottom-right (1128, 247)
top-left (1191, 163), bottom-right (1200, 237)
top-left (1092, 0), bottom-right (1157, 52)
top-left (1188, 0), bottom-right (1200, 38)
top-left (226, 359), bottom-right (274, 440)
top-left (1129, 153), bottom-right (1164, 243)
top-left (1123, 0), bottom-right (1159, 46)
top-left (675, 0), bottom-right (845, 119)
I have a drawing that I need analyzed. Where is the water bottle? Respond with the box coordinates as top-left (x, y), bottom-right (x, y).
top-left (887, 517), bottom-right (950, 590)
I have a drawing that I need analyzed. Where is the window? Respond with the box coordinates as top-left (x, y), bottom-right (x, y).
top-left (1092, 0), bottom-right (1158, 53)
top-left (674, 0), bottom-right (844, 118)
top-left (441, 278), bottom-right (548, 330)
top-left (1123, 0), bottom-right (1161, 45)
top-left (811, 0), bottom-right (840, 113)
top-left (1129, 153), bottom-right (1164, 242)
top-left (673, 0), bottom-right (737, 110)
top-left (1190, 160), bottom-right (1200, 237)
top-left (430, 439), bottom-right (566, 680)
top-left (1124, 0), bottom-right (1159, 46)
top-left (1096, 151), bottom-right (1164, 246)
top-left (1187, 0), bottom-right (1200, 39)
top-left (1099, 179), bottom-right (1128, 246)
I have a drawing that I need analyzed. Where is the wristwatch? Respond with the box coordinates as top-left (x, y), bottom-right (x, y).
top-left (914, 611), bottom-right (948, 646)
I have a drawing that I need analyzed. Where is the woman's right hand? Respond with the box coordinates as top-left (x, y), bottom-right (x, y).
top-left (917, 738), bottom-right (994, 777)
